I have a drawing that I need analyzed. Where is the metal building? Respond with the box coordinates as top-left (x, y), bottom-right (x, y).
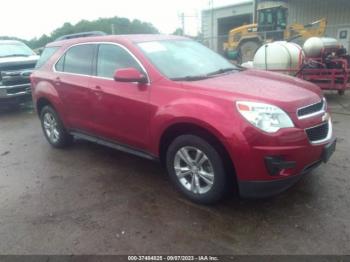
top-left (202, 0), bottom-right (350, 53)
top-left (202, 0), bottom-right (253, 53)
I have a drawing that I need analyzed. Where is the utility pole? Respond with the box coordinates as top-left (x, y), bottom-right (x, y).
top-left (111, 24), bottom-right (115, 35)
top-left (178, 12), bottom-right (198, 36)
top-left (180, 13), bottom-right (185, 36)
top-left (253, 0), bottom-right (258, 23)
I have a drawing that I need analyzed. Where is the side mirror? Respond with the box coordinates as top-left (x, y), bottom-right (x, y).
top-left (114, 68), bottom-right (148, 84)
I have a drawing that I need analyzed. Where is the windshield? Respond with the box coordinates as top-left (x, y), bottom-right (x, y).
top-left (138, 40), bottom-right (238, 80)
top-left (0, 42), bottom-right (35, 58)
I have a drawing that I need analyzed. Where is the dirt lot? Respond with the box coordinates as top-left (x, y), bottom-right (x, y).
top-left (0, 93), bottom-right (349, 255)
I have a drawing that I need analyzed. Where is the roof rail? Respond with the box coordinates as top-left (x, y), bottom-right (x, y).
top-left (55, 31), bottom-right (107, 41)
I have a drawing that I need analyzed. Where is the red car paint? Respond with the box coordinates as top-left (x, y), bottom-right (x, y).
top-left (31, 35), bottom-right (335, 198)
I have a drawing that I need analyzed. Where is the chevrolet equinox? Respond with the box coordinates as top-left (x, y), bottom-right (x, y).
top-left (30, 35), bottom-right (336, 204)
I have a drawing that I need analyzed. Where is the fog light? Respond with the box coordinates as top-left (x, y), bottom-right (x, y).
top-left (265, 156), bottom-right (296, 176)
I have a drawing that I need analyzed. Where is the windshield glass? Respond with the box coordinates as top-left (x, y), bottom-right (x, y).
top-left (277, 8), bottom-right (287, 28)
top-left (138, 40), bottom-right (237, 80)
top-left (0, 42), bottom-right (35, 58)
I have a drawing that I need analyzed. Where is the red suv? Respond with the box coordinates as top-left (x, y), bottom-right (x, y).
top-left (31, 35), bottom-right (336, 204)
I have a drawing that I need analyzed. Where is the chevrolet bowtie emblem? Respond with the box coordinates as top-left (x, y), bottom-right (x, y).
top-left (322, 113), bottom-right (330, 122)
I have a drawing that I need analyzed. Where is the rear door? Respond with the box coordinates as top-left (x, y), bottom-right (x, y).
top-left (54, 44), bottom-right (96, 132)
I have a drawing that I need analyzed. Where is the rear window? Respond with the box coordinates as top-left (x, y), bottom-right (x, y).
top-left (35, 47), bottom-right (59, 69)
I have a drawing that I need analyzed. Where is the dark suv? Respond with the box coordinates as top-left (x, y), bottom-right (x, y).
top-left (30, 35), bottom-right (336, 204)
top-left (0, 40), bottom-right (39, 107)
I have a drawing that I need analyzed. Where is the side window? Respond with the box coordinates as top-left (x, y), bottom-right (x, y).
top-left (55, 54), bottom-right (65, 71)
top-left (340, 30), bottom-right (348, 39)
top-left (57, 44), bottom-right (95, 75)
top-left (97, 44), bottom-right (143, 78)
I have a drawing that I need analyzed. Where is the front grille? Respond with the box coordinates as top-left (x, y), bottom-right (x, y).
top-left (1, 67), bottom-right (33, 87)
top-left (1, 76), bottom-right (30, 86)
top-left (6, 85), bottom-right (30, 95)
top-left (0, 62), bottom-right (36, 71)
top-left (297, 99), bottom-right (325, 118)
top-left (306, 122), bottom-right (329, 142)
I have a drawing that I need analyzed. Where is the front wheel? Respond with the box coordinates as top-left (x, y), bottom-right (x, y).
top-left (166, 135), bottom-right (228, 204)
top-left (40, 105), bottom-right (73, 148)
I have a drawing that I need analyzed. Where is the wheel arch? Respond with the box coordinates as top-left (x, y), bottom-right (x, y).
top-left (35, 94), bottom-right (70, 130)
top-left (36, 97), bottom-right (55, 115)
top-left (158, 122), bottom-right (237, 183)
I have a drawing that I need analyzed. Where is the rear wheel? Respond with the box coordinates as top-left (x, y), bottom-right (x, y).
top-left (40, 105), bottom-right (73, 148)
top-left (239, 41), bottom-right (260, 64)
top-left (166, 135), bottom-right (227, 204)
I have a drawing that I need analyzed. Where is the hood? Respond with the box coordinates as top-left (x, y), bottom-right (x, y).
top-left (185, 69), bottom-right (323, 113)
top-left (0, 55), bottom-right (39, 71)
top-left (0, 55), bottom-right (39, 64)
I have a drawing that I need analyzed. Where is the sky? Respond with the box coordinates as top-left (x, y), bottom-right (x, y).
top-left (0, 0), bottom-right (247, 40)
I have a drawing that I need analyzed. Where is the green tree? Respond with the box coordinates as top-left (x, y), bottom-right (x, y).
top-left (1, 16), bottom-right (159, 49)
top-left (173, 28), bottom-right (184, 36)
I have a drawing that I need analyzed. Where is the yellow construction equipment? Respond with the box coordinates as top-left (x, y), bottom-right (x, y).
top-left (223, 0), bottom-right (327, 63)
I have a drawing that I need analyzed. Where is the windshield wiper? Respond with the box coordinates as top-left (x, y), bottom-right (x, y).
top-left (171, 75), bottom-right (211, 81)
top-left (206, 67), bottom-right (239, 77)
top-left (0, 54), bottom-right (31, 58)
top-left (171, 67), bottom-right (243, 82)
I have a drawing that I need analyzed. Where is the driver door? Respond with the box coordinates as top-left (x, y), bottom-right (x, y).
top-left (89, 43), bottom-right (151, 150)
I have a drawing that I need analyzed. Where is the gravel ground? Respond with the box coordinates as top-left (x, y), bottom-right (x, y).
top-left (0, 92), bottom-right (349, 255)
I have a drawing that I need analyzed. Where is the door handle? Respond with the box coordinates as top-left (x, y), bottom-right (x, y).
top-left (94, 85), bottom-right (103, 93)
top-left (54, 77), bottom-right (61, 86)
top-left (93, 85), bottom-right (103, 100)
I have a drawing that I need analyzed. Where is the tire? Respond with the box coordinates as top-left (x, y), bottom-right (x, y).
top-left (239, 41), bottom-right (260, 64)
top-left (166, 135), bottom-right (227, 204)
top-left (40, 105), bottom-right (73, 148)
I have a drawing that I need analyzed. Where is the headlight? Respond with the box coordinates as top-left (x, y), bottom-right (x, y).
top-left (236, 101), bottom-right (294, 133)
top-left (323, 97), bottom-right (327, 111)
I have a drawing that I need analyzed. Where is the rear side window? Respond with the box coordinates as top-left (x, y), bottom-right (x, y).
top-left (55, 55), bottom-right (64, 71)
top-left (35, 47), bottom-right (59, 69)
top-left (97, 44), bottom-right (142, 78)
top-left (56, 44), bottom-right (95, 75)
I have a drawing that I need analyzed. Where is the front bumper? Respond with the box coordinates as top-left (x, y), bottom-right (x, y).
top-left (0, 84), bottom-right (32, 105)
top-left (224, 108), bottom-right (336, 199)
top-left (237, 138), bottom-right (336, 199)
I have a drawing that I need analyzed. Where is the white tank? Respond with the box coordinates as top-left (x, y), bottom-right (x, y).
top-left (253, 41), bottom-right (304, 72)
top-left (303, 37), bottom-right (340, 57)
top-left (241, 61), bottom-right (254, 69)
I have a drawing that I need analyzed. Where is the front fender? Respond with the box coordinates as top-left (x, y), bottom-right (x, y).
top-left (149, 97), bottom-right (236, 156)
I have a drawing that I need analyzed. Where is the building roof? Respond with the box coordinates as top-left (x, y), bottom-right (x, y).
top-left (202, 0), bottom-right (253, 13)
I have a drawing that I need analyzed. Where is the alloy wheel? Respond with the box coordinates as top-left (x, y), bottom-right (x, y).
top-left (174, 146), bottom-right (215, 195)
top-left (43, 112), bottom-right (60, 144)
